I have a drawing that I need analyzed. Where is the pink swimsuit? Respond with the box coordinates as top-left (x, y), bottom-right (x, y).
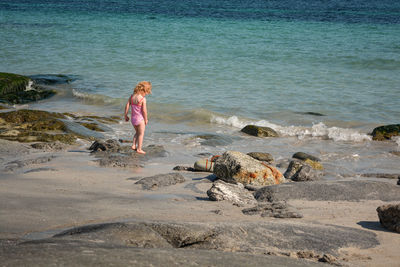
top-left (130, 95), bottom-right (145, 126)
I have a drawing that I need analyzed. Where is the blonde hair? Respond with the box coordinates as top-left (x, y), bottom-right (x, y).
top-left (134, 81), bottom-right (152, 94)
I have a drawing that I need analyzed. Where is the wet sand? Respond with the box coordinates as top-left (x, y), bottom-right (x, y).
top-left (0, 139), bottom-right (399, 266)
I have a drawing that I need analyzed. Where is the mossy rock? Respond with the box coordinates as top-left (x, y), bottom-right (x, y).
top-left (372, 124), bottom-right (400, 141)
top-left (0, 72), bottom-right (30, 95)
top-left (0, 109), bottom-right (65, 123)
top-left (304, 159), bottom-right (324, 170)
top-left (0, 72), bottom-right (57, 104)
top-left (241, 125), bottom-right (279, 137)
top-left (0, 109), bottom-right (95, 144)
top-left (78, 122), bottom-right (105, 132)
top-left (293, 152), bottom-right (321, 162)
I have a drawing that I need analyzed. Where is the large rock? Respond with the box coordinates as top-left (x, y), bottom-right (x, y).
top-left (0, 109), bottom-right (119, 144)
top-left (284, 160), bottom-right (323, 181)
top-left (207, 180), bottom-right (257, 206)
top-left (377, 204), bottom-right (400, 233)
top-left (372, 124), bottom-right (400, 141)
top-left (241, 125), bottom-right (279, 137)
top-left (213, 151), bottom-right (285, 186)
top-left (135, 173), bottom-right (186, 190)
top-left (32, 220), bottom-right (378, 258)
top-left (255, 180), bottom-right (400, 202)
top-left (0, 72), bottom-right (56, 104)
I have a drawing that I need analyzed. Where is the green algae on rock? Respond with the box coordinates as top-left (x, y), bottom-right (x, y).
top-left (0, 109), bottom-right (104, 144)
top-left (241, 125), bottom-right (279, 137)
top-left (372, 124), bottom-right (400, 141)
top-left (0, 72), bottom-right (56, 104)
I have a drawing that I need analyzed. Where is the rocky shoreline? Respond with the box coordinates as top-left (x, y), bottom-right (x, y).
top-left (1, 73), bottom-right (400, 266)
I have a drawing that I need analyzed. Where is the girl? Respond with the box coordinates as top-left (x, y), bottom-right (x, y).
top-left (124, 81), bottom-right (152, 154)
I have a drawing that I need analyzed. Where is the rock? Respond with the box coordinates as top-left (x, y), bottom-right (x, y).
top-left (377, 204), bottom-right (400, 233)
top-left (292, 152), bottom-right (321, 162)
top-left (318, 254), bottom-right (337, 264)
top-left (29, 74), bottom-right (77, 85)
top-left (398, 177), bottom-right (400, 186)
top-left (390, 151), bottom-right (400, 157)
top-left (30, 141), bottom-right (69, 151)
top-left (242, 202), bottom-right (303, 218)
top-left (361, 173), bottom-right (400, 179)
top-left (0, 72), bottom-right (56, 104)
top-left (93, 143), bottom-right (167, 168)
top-left (0, 72), bottom-right (30, 95)
top-left (34, 220), bottom-right (378, 258)
top-left (5, 155), bottom-right (56, 172)
top-left (207, 180), bottom-right (257, 206)
top-left (255, 180), bottom-right (400, 202)
top-left (173, 166), bottom-right (196, 172)
top-left (135, 173), bottom-right (186, 190)
top-left (213, 151), bottom-right (284, 186)
top-left (372, 124), bottom-right (400, 141)
top-left (247, 152), bottom-right (274, 163)
top-left (89, 139), bottom-right (120, 152)
top-left (241, 125), bottom-right (279, 137)
top-left (298, 112), bottom-right (325, 116)
top-left (0, 109), bottom-right (104, 144)
top-left (304, 159), bottom-right (323, 171)
top-left (284, 160), bottom-right (323, 181)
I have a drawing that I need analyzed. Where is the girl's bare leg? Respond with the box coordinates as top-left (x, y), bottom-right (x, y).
top-left (132, 126), bottom-right (138, 150)
top-left (136, 121), bottom-right (146, 154)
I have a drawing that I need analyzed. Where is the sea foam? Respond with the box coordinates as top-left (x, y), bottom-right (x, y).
top-left (211, 115), bottom-right (372, 142)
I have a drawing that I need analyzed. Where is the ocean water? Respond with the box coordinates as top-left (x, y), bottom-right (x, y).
top-left (1, 0), bottom-right (399, 177)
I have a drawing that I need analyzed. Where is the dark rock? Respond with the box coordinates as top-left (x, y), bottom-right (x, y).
top-left (89, 139), bottom-right (120, 152)
top-left (398, 177), bottom-right (400, 186)
top-left (241, 125), bottom-right (279, 137)
top-left (318, 254), bottom-right (337, 264)
top-left (211, 210), bottom-right (223, 215)
top-left (247, 152), bottom-right (274, 163)
top-left (135, 173), bottom-right (186, 190)
top-left (29, 74), bottom-right (77, 85)
top-left (284, 160), bottom-right (323, 181)
top-left (207, 180), bottom-right (257, 206)
top-left (173, 166), bottom-right (196, 172)
top-left (377, 204), bottom-right (400, 233)
top-left (213, 151), bottom-right (284, 186)
top-left (255, 180), bottom-right (400, 202)
top-left (0, 72), bottom-right (56, 104)
top-left (298, 112), bottom-right (325, 116)
top-left (372, 124), bottom-right (400, 141)
top-left (292, 152), bottom-right (321, 162)
top-left (361, 173), bottom-right (400, 179)
top-left (0, 72), bottom-right (30, 95)
top-left (242, 202), bottom-right (303, 218)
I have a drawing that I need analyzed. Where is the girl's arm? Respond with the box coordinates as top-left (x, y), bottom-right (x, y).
top-left (142, 98), bottom-right (148, 125)
top-left (124, 97), bottom-right (131, 121)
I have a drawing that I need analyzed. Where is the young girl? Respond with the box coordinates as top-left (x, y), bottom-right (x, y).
top-left (124, 81), bottom-right (152, 154)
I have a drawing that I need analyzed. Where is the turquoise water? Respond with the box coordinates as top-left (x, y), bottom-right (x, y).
top-left (1, 1), bottom-right (400, 176)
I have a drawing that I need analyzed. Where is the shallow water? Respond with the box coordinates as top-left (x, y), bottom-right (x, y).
top-left (1, 0), bottom-right (399, 177)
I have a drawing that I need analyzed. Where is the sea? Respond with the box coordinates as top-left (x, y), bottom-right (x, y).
top-left (1, 0), bottom-right (399, 178)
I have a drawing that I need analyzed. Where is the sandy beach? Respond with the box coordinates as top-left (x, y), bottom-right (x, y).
top-left (1, 137), bottom-right (399, 266)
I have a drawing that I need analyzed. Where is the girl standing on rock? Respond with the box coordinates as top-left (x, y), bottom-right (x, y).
top-left (124, 81), bottom-right (152, 154)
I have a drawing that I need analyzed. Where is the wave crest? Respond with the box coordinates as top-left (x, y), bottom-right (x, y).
top-left (211, 115), bottom-right (372, 142)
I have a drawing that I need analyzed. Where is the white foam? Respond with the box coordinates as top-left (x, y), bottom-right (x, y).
top-left (211, 115), bottom-right (372, 142)
top-left (393, 136), bottom-right (400, 146)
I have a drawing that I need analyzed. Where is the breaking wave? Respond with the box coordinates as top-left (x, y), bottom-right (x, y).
top-left (211, 115), bottom-right (372, 142)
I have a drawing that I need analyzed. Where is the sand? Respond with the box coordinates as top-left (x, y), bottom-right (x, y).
top-left (0, 139), bottom-right (399, 266)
